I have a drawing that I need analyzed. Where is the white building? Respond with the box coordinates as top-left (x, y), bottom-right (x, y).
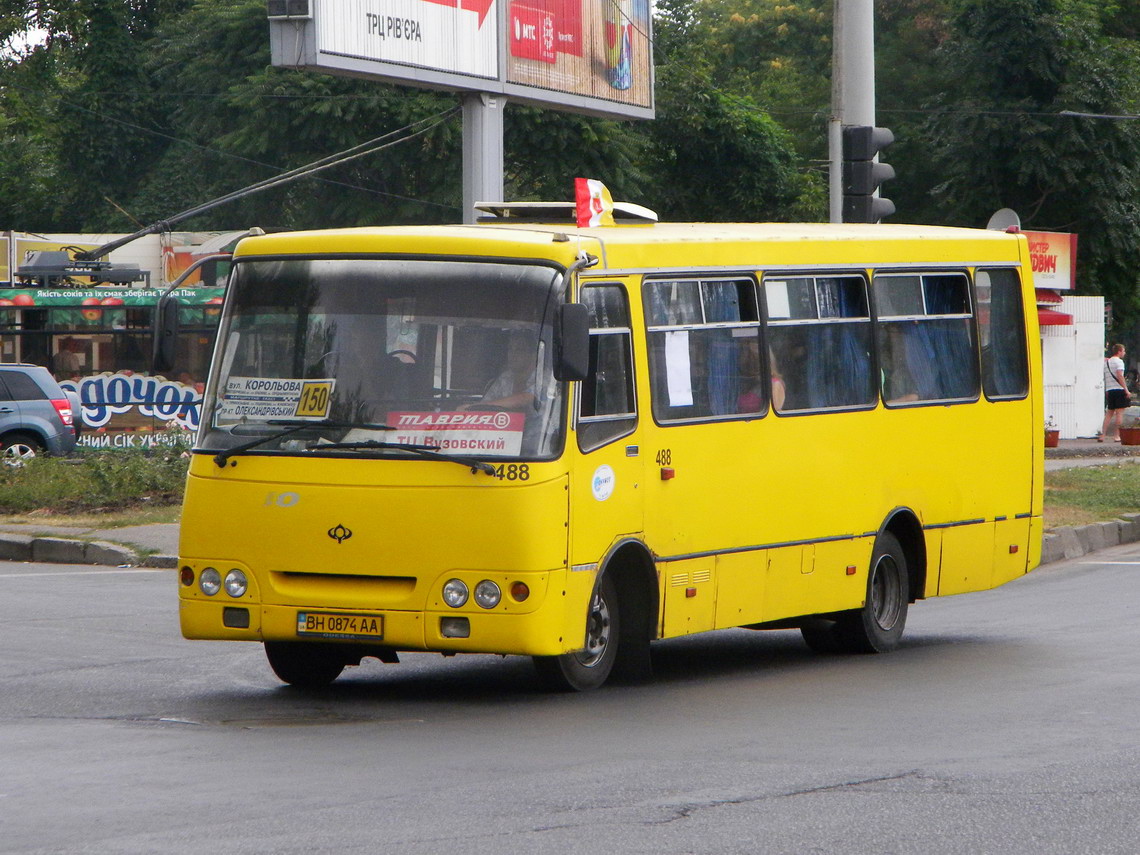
top-left (1041, 293), bottom-right (1104, 439)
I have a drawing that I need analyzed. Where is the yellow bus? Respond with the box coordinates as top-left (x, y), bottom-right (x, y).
top-left (172, 203), bottom-right (1042, 690)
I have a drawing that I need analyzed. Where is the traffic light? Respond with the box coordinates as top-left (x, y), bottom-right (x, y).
top-left (842, 125), bottom-right (895, 224)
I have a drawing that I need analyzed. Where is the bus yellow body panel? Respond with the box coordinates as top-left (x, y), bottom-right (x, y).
top-left (178, 457), bottom-right (582, 655)
top-left (177, 219), bottom-right (1043, 683)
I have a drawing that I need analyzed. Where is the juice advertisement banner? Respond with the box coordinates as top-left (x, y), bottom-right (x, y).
top-left (506, 0), bottom-right (650, 108)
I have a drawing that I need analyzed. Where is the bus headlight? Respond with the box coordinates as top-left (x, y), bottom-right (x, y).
top-left (442, 578), bottom-right (469, 608)
top-left (474, 580), bottom-right (501, 609)
top-left (199, 567), bottom-right (222, 596)
top-left (224, 569), bottom-right (248, 598)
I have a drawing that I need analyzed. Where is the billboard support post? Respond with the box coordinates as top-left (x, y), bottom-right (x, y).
top-left (462, 94), bottom-right (505, 223)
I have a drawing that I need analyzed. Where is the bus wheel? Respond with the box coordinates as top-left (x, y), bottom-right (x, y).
top-left (264, 641), bottom-right (346, 687)
top-left (533, 574), bottom-right (619, 691)
top-left (837, 531), bottom-right (909, 653)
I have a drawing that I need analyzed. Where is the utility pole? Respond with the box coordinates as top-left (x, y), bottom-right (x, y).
top-left (829, 0), bottom-right (877, 223)
top-left (462, 94), bottom-right (505, 225)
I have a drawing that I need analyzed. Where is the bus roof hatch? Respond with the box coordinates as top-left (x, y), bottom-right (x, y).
top-left (474, 200), bottom-right (659, 225)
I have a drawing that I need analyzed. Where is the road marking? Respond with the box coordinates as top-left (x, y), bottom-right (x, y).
top-left (0, 568), bottom-right (167, 578)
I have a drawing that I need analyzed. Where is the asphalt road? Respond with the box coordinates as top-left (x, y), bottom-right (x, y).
top-left (1, 546), bottom-right (1138, 855)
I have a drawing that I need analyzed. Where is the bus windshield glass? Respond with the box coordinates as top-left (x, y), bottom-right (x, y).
top-left (198, 257), bottom-right (566, 460)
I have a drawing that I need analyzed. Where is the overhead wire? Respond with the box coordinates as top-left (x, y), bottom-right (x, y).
top-left (47, 90), bottom-right (461, 213)
top-left (80, 105), bottom-right (462, 260)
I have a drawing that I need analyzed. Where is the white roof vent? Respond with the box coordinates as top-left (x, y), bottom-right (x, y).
top-left (474, 201), bottom-right (658, 224)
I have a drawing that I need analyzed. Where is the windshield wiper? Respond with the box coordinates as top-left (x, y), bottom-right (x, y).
top-left (305, 440), bottom-right (497, 476)
top-left (213, 420), bottom-right (394, 468)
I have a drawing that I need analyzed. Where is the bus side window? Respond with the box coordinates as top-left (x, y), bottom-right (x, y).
top-left (645, 277), bottom-right (762, 422)
top-left (764, 275), bottom-right (875, 412)
top-left (976, 268), bottom-right (1029, 399)
top-left (578, 285), bottom-right (637, 452)
top-left (874, 272), bottom-right (979, 406)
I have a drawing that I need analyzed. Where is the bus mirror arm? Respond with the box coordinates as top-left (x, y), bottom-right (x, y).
top-left (552, 252), bottom-right (597, 382)
top-left (555, 303), bottom-right (590, 382)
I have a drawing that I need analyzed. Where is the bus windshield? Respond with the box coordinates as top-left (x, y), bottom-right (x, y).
top-left (198, 257), bottom-right (566, 461)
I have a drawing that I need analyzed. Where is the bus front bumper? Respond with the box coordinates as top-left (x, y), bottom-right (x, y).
top-left (179, 594), bottom-right (578, 658)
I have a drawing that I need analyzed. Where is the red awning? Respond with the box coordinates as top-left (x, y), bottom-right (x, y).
top-left (1035, 288), bottom-right (1063, 304)
top-left (1038, 308), bottom-right (1073, 326)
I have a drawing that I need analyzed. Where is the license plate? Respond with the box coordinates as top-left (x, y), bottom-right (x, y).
top-left (296, 612), bottom-right (383, 640)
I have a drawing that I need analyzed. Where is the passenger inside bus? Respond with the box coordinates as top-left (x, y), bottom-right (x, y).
top-left (461, 332), bottom-right (537, 412)
top-left (736, 339), bottom-right (785, 413)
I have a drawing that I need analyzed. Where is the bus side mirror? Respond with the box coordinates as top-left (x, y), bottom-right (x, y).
top-left (555, 303), bottom-right (590, 382)
top-left (152, 296), bottom-right (181, 374)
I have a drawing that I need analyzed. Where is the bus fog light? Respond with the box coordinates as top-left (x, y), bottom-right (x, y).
top-left (510, 582), bottom-right (530, 602)
top-left (180, 566), bottom-right (194, 586)
top-left (440, 617), bottom-right (470, 638)
top-left (442, 579), bottom-right (469, 608)
top-left (224, 569), bottom-right (248, 598)
top-left (199, 567), bottom-right (222, 596)
top-left (223, 607), bottom-right (250, 628)
top-left (474, 580), bottom-right (501, 609)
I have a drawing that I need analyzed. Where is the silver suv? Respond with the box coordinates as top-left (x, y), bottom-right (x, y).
top-left (0, 364), bottom-right (78, 461)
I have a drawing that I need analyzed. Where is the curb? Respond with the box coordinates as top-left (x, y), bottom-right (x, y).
top-left (1040, 513), bottom-right (1140, 564)
top-left (0, 533), bottom-right (176, 569)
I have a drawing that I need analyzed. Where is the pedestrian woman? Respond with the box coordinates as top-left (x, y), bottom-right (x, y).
top-left (1099, 343), bottom-right (1130, 442)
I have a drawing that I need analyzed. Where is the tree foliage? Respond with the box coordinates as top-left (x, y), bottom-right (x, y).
top-left (0, 0), bottom-right (817, 232)
top-left (913, 0), bottom-right (1140, 325)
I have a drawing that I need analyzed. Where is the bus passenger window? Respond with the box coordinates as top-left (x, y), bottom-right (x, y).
top-left (578, 285), bottom-right (637, 451)
top-left (873, 272), bottom-right (979, 406)
top-left (763, 275), bottom-right (875, 413)
top-left (645, 277), bottom-right (762, 422)
top-left (976, 269), bottom-right (1029, 399)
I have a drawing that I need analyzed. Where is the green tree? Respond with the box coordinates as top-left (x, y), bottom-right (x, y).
top-left (645, 0), bottom-right (825, 220)
top-left (917, 0), bottom-right (1140, 327)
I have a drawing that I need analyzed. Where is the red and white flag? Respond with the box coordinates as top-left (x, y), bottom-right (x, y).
top-left (575, 178), bottom-right (615, 228)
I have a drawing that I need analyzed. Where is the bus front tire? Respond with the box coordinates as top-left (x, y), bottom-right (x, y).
top-left (800, 532), bottom-right (909, 655)
top-left (265, 641), bottom-right (346, 687)
top-left (534, 575), bottom-right (619, 691)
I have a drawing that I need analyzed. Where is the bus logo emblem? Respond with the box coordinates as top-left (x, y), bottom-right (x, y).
top-left (327, 524), bottom-right (353, 543)
top-left (591, 465), bottom-right (616, 502)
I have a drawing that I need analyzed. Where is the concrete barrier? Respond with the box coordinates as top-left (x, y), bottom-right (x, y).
top-left (1040, 513), bottom-right (1140, 565)
top-left (0, 532), bottom-right (175, 568)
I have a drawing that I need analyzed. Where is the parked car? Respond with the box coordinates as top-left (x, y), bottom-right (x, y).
top-left (0, 363), bottom-right (78, 461)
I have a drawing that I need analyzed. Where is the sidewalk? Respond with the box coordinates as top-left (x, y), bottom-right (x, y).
top-left (1045, 436), bottom-right (1140, 470)
top-left (0, 438), bottom-right (1136, 568)
top-left (0, 521), bottom-right (178, 568)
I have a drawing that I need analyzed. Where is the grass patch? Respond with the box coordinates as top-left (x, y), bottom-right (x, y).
top-left (1044, 463), bottom-right (1140, 530)
top-left (0, 443), bottom-right (189, 516)
top-left (0, 505), bottom-right (181, 528)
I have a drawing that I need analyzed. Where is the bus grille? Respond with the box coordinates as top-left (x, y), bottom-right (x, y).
top-left (269, 571), bottom-right (418, 605)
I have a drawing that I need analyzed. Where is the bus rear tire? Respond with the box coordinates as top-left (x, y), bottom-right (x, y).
top-left (837, 531), bottom-right (909, 653)
top-left (800, 532), bottom-right (909, 655)
top-left (265, 641), bottom-right (346, 687)
top-left (533, 574), bottom-right (619, 691)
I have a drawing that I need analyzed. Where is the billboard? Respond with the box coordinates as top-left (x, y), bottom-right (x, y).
top-left (314, 0), bottom-right (498, 80)
top-left (269, 0), bottom-right (653, 119)
top-left (1022, 230), bottom-right (1077, 291)
top-left (505, 0), bottom-right (652, 111)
